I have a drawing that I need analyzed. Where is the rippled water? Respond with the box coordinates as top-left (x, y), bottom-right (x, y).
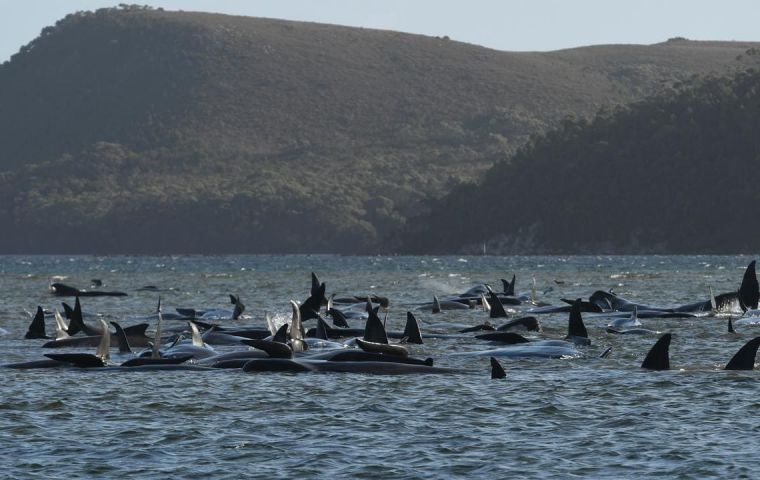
top-left (1, 255), bottom-right (758, 478)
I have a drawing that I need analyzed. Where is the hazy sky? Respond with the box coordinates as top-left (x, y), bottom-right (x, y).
top-left (1, 0), bottom-right (758, 62)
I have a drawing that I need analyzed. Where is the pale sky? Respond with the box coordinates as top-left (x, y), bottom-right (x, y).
top-left (1, 0), bottom-right (759, 63)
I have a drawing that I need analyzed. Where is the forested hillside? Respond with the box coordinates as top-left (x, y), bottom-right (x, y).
top-left (1, 5), bottom-right (758, 253)
top-left (401, 67), bottom-right (760, 254)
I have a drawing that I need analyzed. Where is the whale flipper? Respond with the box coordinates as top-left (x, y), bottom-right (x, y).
top-left (110, 321), bottom-right (132, 354)
top-left (151, 297), bottom-right (163, 359)
top-left (363, 301), bottom-right (389, 344)
top-left (599, 346), bottom-right (613, 358)
top-left (739, 261), bottom-right (759, 311)
top-left (289, 300), bottom-right (306, 352)
top-left (53, 310), bottom-right (70, 340)
top-left (327, 308), bottom-right (350, 328)
top-left (490, 357), bottom-right (506, 379)
top-left (641, 333), bottom-right (671, 370)
top-left (401, 312), bottom-right (423, 344)
top-left (25, 306), bottom-right (48, 339)
top-left (96, 319), bottom-right (110, 361)
top-left (728, 317), bottom-right (736, 334)
top-left (724, 336), bottom-right (760, 370)
top-left (566, 299), bottom-right (590, 345)
top-left (488, 291), bottom-right (508, 318)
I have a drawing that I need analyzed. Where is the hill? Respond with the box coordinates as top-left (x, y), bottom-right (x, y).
top-left (1, 5), bottom-right (759, 253)
top-left (400, 66), bottom-right (760, 254)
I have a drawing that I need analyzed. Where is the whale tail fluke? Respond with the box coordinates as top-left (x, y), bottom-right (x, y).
top-left (25, 306), bottom-right (48, 339)
top-left (501, 275), bottom-right (516, 296)
top-left (641, 333), bottom-right (671, 370)
top-left (725, 336), bottom-right (760, 370)
top-left (401, 312), bottom-right (423, 344)
top-left (738, 261), bottom-right (759, 311)
top-left (490, 357), bottom-right (506, 379)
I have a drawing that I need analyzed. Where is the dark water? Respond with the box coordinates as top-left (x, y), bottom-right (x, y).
top-left (1, 255), bottom-right (758, 478)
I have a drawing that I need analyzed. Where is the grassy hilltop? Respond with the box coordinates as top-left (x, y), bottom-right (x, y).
top-left (402, 67), bottom-right (760, 254)
top-left (0, 5), bottom-right (758, 253)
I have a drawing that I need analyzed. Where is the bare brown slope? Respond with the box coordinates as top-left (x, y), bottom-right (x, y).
top-left (0, 6), bottom-right (758, 253)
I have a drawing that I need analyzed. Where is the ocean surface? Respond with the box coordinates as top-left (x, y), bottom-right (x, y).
top-left (1, 254), bottom-right (758, 479)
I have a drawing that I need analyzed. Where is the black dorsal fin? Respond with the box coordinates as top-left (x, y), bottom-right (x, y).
top-left (567, 299), bottom-right (588, 339)
top-left (488, 291), bottom-right (508, 318)
top-left (363, 305), bottom-right (389, 344)
top-left (328, 308), bottom-right (349, 328)
top-left (725, 336), bottom-right (760, 370)
top-left (432, 296), bottom-right (442, 314)
top-left (25, 306), bottom-right (48, 339)
top-left (490, 357), bottom-right (506, 379)
top-left (738, 261), bottom-right (759, 311)
top-left (122, 323), bottom-right (149, 337)
top-left (315, 316), bottom-right (330, 340)
top-left (402, 312), bottom-right (423, 344)
top-left (110, 321), bottom-right (132, 354)
top-left (272, 323), bottom-right (289, 344)
top-left (641, 333), bottom-right (671, 370)
top-left (728, 317), bottom-right (736, 334)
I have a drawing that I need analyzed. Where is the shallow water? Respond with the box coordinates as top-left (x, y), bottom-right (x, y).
top-left (1, 255), bottom-right (758, 478)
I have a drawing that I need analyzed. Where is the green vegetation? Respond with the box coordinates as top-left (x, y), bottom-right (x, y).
top-left (401, 68), bottom-right (760, 254)
top-left (0, 6), bottom-right (758, 252)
